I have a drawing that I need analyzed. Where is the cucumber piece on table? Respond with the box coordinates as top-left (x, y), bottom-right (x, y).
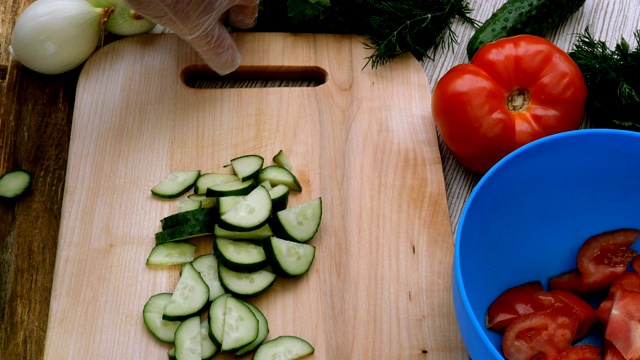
top-left (263, 236), bottom-right (316, 277)
top-left (220, 296), bottom-right (259, 353)
top-left (235, 300), bottom-right (269, 357)
top-left (218, 264), bottom-right (276, 298)
top-left (0, 169), bottom-right (32, 199)
top-left (151, 170), bottom-right (200, 199)
top-left (269, 184), bottom-right (290, 213)
top-left (191, 254), bottom-right (226, 301)
top-left (208, 293), bottom-right (230, 348)
top-left (272, 149), bottom-right (292, 171)
top-left (219, 185), bottom-right (272, 232)
top-left (194, 173), bottom-right (238, 195)
top-left (253, 336), bottom-right (314, 360)
top-left (217, 195), bottom-right (245, 216)
top-left (271, 197), bottom-right (322, 243)
top-left (146, 242), bottom-right (197, 266)
top-left (177, 197), bottom-right (201, 212)
top-left (215, 237), bottom-right (267, 273)
top-left (155, 221), bottom-right (213, 245)
top-left (200, 319), bottom-right (218, 359)
top-left (213, 224), bottom-right (273, 241)
top-left (258, 165), bottom-right (301, 192)
top-left (206, 179), bottom-right (257, 197)
top-left (174, 316), bottom-right (201, 360)
top-left (230, 154), bottom-right (264, 182)
top-left (163, 263), bottom-right (209, 321)
top-left (142, 293), bottom-right (181, 343)
top-left (160, 207), bottom-right (217, 231)
top-left (188, 193), bottom-right (217, 208)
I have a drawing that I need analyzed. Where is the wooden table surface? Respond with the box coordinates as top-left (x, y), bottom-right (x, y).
top-left (1, 1), bottom-right (639, 359)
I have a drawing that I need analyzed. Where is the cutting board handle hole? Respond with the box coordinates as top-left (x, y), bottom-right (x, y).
top-left (181, 65), bottom-right (327, 89)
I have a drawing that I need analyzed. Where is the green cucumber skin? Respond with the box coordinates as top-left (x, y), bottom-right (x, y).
top-left (160, 206), bottom-right (217, 231)
top-left (466, 0), bottom-right (586, 59)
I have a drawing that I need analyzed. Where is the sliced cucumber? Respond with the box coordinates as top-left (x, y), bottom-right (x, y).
top-left (214, 224), bottom-right (273, 241)
top-left (235, 300), bottom-right (269, 357)
top-left (271, 197), bottom-right (322, 243)
top-left (163, 263), bottom-right (209, 321)
top-left (206, 179), bottom-right (257, 197)
top-left (218, 195), bottom-right (245, 216)
top-left (156, 221), bottom-right (213, 245)
top-left (272, 149), bottom-right (292, 171)
top-left (0, 169), bottom-right (32, 199)
top-left (200, 319), bottom-right (218, 359)
top-left (253, 336), bottom-right (314, 360)
top-left (194, 172), bottom-right (238, 195)
top-left (168, 347), bottom-right (176, 360)
top-left (142, 293), bottom-right (181, 343)
top-left (177, 197), bottom-right (201, 212)
top-left (188, 194), bottom-right (217, 208)
top-left (160, 207), bottom-right (217, 231)
top-left (220, 296), bottom-right (259, 353)
top-left (174, 316), bottom-right (201, 360)
top-left (231, 154), bottom-right (264, 182)
top-left (263, 236), bottom-right (316, 277)
top-left (269, 184), bottom-right (290, 212)
top-left (215, 237), bottom-right (267, 273)
top-left (146, 242), bottom-right (197, 266)
top-left (208, 293), bottom-right (231, 348)
top-left (258, 165), bottom-right (301, 192)
top-left (218, 264), bottom-right (276, 298)
top-left (151, 170), bottom-right (200, 199)
top-left (219, 185), bottom-right (272, 232)
top-left (191, 254), bottom-right (226, 301)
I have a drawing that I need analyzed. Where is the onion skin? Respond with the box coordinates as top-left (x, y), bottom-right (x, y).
top-left (10, 0), bottom-right (109, 75)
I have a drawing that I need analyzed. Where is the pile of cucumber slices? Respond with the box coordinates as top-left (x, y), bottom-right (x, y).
top-left (143, 151), bottom-right (320, 360)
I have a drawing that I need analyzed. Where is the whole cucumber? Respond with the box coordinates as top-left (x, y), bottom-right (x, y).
top-left (466, 0), bottom-right (586, 60)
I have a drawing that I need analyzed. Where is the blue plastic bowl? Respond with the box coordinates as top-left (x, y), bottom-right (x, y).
top-left (452, 129), bottom-right (640, 359)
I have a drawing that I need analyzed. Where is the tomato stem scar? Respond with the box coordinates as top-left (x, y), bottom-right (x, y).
top-left (507, 88), bottom-right (530, 112)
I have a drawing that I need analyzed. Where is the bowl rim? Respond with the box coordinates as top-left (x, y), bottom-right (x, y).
top-left (453, 128), bottom-right (640, 358)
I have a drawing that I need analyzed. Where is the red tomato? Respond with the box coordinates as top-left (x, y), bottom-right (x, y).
top-left (632, 255), bottom-right (640, 273)
top-left (548, 269), bottom-right (596, 294)
top-left (556, 344), bottom-right (601, 360)
top-left (605, 289), bottom-right (640, 359)
top-left (604, 339), bottom-right (627, 360)
top-left (596, 271), bottom-right (640, 324)
top-left (577, 229), bottom-right (639, 289)
top-left (549, 290), bottom-right (596, 340)
top-left (486, 281), bottom-right (546, 332)
top-left (431, 35), bottom-right (587, 174)
top-left (502, 305), bottom-right (579, 360)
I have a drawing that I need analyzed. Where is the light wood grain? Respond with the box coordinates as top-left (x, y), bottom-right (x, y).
top-left (43, 33), bottom-right (467, 359)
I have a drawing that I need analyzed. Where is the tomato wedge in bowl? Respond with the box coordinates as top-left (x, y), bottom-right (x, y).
top-left (453, 129), bottom-right (640, 359)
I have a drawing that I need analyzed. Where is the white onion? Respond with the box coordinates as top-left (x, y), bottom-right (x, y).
top-left (10, 0), bottom-right (111, 75)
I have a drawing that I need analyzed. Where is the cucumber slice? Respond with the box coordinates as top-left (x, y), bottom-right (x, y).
top-left (174, 316), bottom-right (201, 360)
top-left (263, 236), bottom-right (316, 277)
top-left (269, 184), bottom-right (290, 212)
top-left (258, 165), bottom-right (301, 192)
top-left (272, 149), bottom-right (292, 171)
top-left (253, 336), bottom-right (314, 360)
top-left (168, 347), bottom-right (176, 360)
top-left (155, 221), bottom-right (213, 245)
top-left (142, 293), bottom-right (181, 343)
top-left (191, 254), bottom-right (225, 301)
top-left (177, 197), bottom-right (201, 212)
top-left (151, 170), bottom-right (200, 199)
top-left (230, 154), bottom-right (264, 182)
top-left (220, 296), bottom-right (259, 353)
top-left (218, 195), bottom-right (245, 216)
top-left (161, 207), bottom-right (217, 231)
top-left (213, 224), bottom-right (273, 241)
top-left (200, 319), bottom-right (218, 359)
top-left (206, 179), bottom-right (257, 197)
top-left (208, 294), bottom-right (231, 348)
top-left (163, 263), bottom-right (209, 321)
top-left (146, 242), bottom-right (197, 266)
top-left (271, 197), bottom-right (322, 243)
top-left (235, 300), bottom-right (269, 356)
top-left (218, 264), bottom-right (276, 298)
top-left (0, 169), bottom-right (32, 199)
top-left (193, 173), bottom-right (238, 195)
top-left (188, 194), bottom-right (217, 208)
top-left (215, 237), bottom-right (267, 273)
top-left (219, 185), bottom-right (272, 232)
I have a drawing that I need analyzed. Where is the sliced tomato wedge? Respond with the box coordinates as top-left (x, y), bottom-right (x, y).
top-left (556, 344), bottom-right (602, 359)
top-left (502, 304), bottom-right (579, 360)
top-left (605, 288), bottom-right (640, 359)
top-left (532, 290), bottom-right (596, 340)
top-left (596, 271), bottom-right (640, 324)
top-left (486, 280), bottom-right (546, 332)
top-left (548, 269), bottom-right (600, 294)
top-left (577, 229), bottom-right (639, 288)
top-left (604, 339), bottom-right (627, 360)
top-left (632, 255), bottom-right (640, 274)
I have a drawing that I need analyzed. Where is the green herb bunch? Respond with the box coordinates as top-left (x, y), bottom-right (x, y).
top-left (569, 29), bottom-right (640, 130)
top-left (254, 0), bottom-right (478, 67)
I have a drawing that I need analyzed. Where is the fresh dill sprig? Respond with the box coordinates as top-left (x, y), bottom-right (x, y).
top-left (569, 28), bottom-right (640, 130)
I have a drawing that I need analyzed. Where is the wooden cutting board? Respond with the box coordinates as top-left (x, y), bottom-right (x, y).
top-left (44, 32), bottom-right (467, 359)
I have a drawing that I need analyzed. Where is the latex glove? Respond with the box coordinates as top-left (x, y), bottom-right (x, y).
top-left (125, 0), bottom-right (259, 75)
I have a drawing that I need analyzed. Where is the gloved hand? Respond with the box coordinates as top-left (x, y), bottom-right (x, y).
top-left (125, 0), bottom-right (259, 75)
